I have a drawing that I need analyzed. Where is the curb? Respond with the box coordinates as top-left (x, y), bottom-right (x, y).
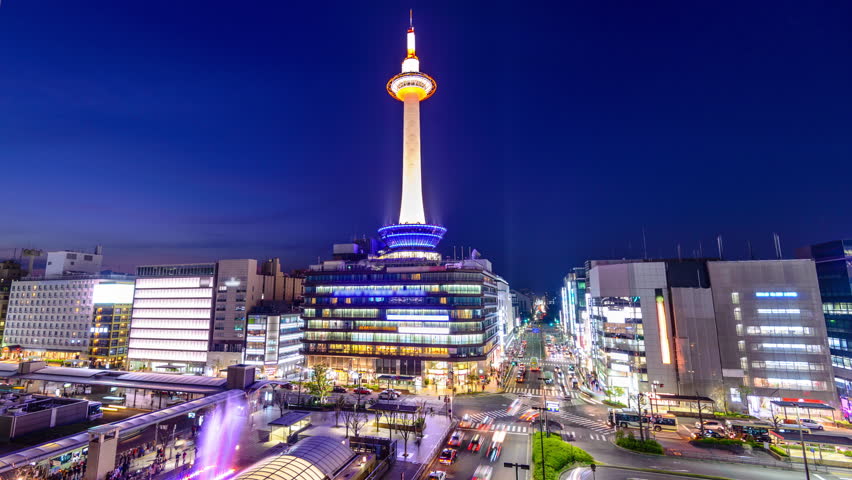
top-left (594, 465), bottom-right (733, 480)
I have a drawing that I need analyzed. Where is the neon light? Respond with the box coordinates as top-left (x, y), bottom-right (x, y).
top-left (386, 314), bottom-right (449, 321)
top-left (656, 295), bottom-right (671, 365)
top-left (757, 308), bottom-right (801, 314)
top-left (756, 292), bottom-right (798, 297)
top-left (378, 224), bottom-right (447, 250)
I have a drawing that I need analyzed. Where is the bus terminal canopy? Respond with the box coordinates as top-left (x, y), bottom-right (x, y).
top-left (771, 400), bottom-right (835, 410)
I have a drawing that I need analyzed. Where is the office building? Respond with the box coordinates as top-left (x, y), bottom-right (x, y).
top-left (797, 240), bottom-right (852, 416)
top-left (3, 273), bottom-right (135, 364)
top-left (511, 290), bottom-right (532, 327)
top-left (88, 282), bottom-right (135, 369)
top-left (129, 259), bottom-right (303, 375)
top-left (584, 258), bottom-right (835, 417)
top-left (302, 21), bottom-right (509, 391)
top-left (560, 268), bottom-right (588, 358)
top-left (45, 247), bottom-right (103, 277)
top-left (246, 302), bottom-right (303, 378)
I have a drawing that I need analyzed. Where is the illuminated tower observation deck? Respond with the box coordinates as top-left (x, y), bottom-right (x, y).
top-left (379, 16), bottom-right (447, 253)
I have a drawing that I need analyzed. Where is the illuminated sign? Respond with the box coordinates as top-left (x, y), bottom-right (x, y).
top-left (398, 327), bottom-right (450, 335)
top-left (386, 314), bottom-right (449, 321)
top-left (756, 292), bottom-right (798, 297)
top-left (93, 283), bottom-right (135, 304)
top-left (655, 292), bottom-right (671, 365)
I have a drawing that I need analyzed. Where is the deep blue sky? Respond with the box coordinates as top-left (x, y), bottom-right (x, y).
top-left (1, 1), bottom-right (850, 292)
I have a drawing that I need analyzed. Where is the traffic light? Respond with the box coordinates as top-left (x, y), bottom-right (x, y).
top-left (512, 361), bottom-right (518, 366)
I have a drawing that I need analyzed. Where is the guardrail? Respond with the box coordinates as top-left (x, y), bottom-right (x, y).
top-left (663, 448), bottom-right (835, 471)
top-left (410, 418), bottom-right (458, 480)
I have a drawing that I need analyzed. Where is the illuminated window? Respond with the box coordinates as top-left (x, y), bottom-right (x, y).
top-left (755, 292), bottom-right (798, 298)
top-left (731, 292), bottom-right (740, 304)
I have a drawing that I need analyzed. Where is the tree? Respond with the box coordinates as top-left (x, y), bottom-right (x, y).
top-left (415, 400), bottom-right (428, 441)
top-left (333, 395), bottom-right (347, 427)
top-left (384, 409), bottom-right (398, 439)
top-left (344, 406), bottom-right (368, 439)
top-left (273, 387), bottom-right (289, 416)
top-left (306, 364), bottom-right (333, 403)
top-left (397, 409), bottom-right (416, 457)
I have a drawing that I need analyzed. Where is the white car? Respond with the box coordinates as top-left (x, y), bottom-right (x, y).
top-left (695, 420), bottom-right (725, 432)
top-left (428, 471), bottom-right (447, 480)
top-left (799, 418), bottom-right (824, 430)
top-left (378, 390), bottom-right (400, 400)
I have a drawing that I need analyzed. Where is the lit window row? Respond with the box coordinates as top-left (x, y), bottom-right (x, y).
top-left (136, 277), bottom-right (211, 289)
top-left (132, 298), bottom-right (212, 308)
top-left (303, 331), bottom-right (484, 345)
top-left (128, 338), bottom-right (208, 351)
top-left (755, 292), bottom-right (798, 297)
top-left (756, 308), bottom-right (801, 315)
top-left (129, 319), bottom-right (210, 330)
top-left (752, 377), bottom-right (829, 391)
top-left (133, 288), bottom-right (213, 299)
top-left (751, 343), bottom-right (823, 353)
top-left (751, 360), bottom-right (824, 371)
top-left (129, 328), bottom-right (210, 340)
top-left (128, 348), bottom-right (207, 362)
top-left (745, 326), bottom-right (814, 336)
top-left (131, 308), bottom-right (212, 319)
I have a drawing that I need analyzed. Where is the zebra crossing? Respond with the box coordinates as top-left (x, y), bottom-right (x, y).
top-left (563, 431), bottom-right (610, 442)
top-left (465, 408), bottom-right (515, 422)
top-left (496, 423), bottom-right (529, 434)
top-left (551, 411), bottom-right (614, 434)
top-left (504, 387), bottom-right (563, 396)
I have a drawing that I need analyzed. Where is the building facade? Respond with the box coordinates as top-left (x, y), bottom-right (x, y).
top-left (45, 248), bottom-right (103, 277)
top-left (246, 302), bottom-right (303, 378)
top-left (798, 240), bottom-right (852, 414)
top-left (3, 274), bottom-right (135, 364)
top-left (0, 260), bottom-right (25, 351)
top-left (129, 260), bottom-right (303, 375)
top-left (129, 263), bottom-right (217, 374)
top-left (303, 257), bottom-right (503, 390)
top-left (583, 258), bottom-right (836, 417)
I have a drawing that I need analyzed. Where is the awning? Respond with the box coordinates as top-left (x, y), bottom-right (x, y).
top-left (771, 400), bottom-right (835, 410)
top-left (770, 430), bottom-right (852, 446)
top-left (268, 411), bottom-right (312, 427)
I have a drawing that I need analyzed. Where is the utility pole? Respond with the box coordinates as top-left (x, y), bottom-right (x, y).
top-left (795, 404), bottom-right (811, 480)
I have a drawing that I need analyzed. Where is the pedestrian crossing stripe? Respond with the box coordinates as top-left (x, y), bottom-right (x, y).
top-left (552, 412), bottom-right (614, 434)
top-left (504, 387), bottom-right (563, 395)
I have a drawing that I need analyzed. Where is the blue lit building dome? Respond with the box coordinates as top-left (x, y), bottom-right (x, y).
top-left (378, 223), bottom-right (447, 251)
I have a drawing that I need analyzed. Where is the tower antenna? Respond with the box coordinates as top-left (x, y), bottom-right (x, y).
top-left (409, 9), bottom-right (413, 29)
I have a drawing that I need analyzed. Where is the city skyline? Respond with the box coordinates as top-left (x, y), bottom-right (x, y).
top-left (0, 2), bottom-right (850, 291)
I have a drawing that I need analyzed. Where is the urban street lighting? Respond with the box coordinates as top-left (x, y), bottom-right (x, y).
top-left (503, 462), bottom-right (530, 480)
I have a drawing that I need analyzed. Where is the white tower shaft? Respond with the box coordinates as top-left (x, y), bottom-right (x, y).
top-left (400, 92), bottom-right (426, 224)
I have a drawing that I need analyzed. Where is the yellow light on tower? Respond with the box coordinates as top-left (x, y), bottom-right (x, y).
top-left (656, 294), bottom-right (672, 364)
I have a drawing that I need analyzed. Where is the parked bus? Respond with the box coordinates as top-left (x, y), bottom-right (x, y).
top-left (648, 414), bottom-right (678, 432)
top-left (724, 419), bottom-right (772, 442)
top-left (607, 409), bottom-right (643, 428)
top-left (87, 401), bottom-right (103, 421)
top-left (530, 357), bottom-right (541, 372)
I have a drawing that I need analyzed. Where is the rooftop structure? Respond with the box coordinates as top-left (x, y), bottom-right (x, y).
top-left (233, 436), bottom-right (357, 480)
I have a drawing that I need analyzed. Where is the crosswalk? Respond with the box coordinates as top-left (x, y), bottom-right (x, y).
top-left (551, 411), bottom-right (614, 434)
top-left (504, 387), bottom-right (564, 396)
top-left (563, 431), bottom-right (610, 442)
top-left (465, 408), bottom-right (516, 422)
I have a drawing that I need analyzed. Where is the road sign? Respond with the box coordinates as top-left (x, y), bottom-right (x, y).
top-left (546, 400), bottom-right (560, 412)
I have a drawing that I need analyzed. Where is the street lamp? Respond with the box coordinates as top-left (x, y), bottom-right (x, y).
top-left (503, 462), bottom-right (529, 480)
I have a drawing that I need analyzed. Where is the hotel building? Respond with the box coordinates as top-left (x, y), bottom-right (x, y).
top-left (3, 273), bottom-right (135, 364)
top-left (246, 302), bottom-right (303, 378)
top-left (585, 258), bottom-right (835, 417)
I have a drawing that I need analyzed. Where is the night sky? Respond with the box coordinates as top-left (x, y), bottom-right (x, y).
top-left (1, 1), bottom-right (850, 292)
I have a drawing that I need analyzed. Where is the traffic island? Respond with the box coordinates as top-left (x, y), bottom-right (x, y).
top-left (613, 430), bottom-right (664, 454)
top-left (530, 432), bottom-right (594, 480)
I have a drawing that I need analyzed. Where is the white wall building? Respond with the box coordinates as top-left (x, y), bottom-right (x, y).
top-left (45, 248), bottom-right (103, 277)
top-left (128, 263), bottom-right (217, 374)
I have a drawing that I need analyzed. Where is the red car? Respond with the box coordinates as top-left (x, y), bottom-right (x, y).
top-left (467, 434), bottom-right (483, 452)
top-left (438, 448), bottom-right (457, 465)
top-left (353, 387), bottom-right (372, 395)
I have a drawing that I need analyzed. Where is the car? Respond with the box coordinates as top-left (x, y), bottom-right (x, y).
top-left (279, 382), bottom-right (295, 390)
top-left (332, 386), bottom-right (347, 393)
top-left (467, 434), bottom-right (483, 452)
top-left (472, 465), bottom-right (493, 480)
top-left (448, 430), bottom-right (464, 447)
top-left (799, 419), bottom-right (825, 430)
top-left (478, 416), bottom-right (494, 431)
top-left (694, 429), bottom-right (725, 439)
top-left (427, 471), bottom-right (447, 480)
top-left (378, 391), bottom-right (399, 400)
top-left (353, 387), bottom-right (372, 395)
top-left (485, 432), bottom-right (506, 462)
top-left (438, 448), bottom-right (457, 465)
top-left (459, 414), bottom-right (473, 428)
top-left (695, 420), bottom-right (725, 432)
top-left (519, 409), bottom-right (540, 421)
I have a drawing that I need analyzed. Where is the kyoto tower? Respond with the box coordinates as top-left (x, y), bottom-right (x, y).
top-left (378, 13), bottom-right (447, 256)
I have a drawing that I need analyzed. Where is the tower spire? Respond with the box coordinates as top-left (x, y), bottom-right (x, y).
top-left (409, 9), bottom-right (413, 29)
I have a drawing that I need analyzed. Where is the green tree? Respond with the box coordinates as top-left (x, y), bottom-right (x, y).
top-left (467, 372), bottom-right (480, 392)
top-left (306, 364), bottom-right (333, 403)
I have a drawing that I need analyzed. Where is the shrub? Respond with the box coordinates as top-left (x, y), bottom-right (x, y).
top-left (690, 438), bottom-right (744, 451)
top-left (843, 450), bottom-right (852, 457)
top-left (603, 400), bottom-right (627, 408)
top-left (531, 432), bottom-right (594, 480)
top-left (770, 445), bottom-right (790, 457)
top-left (614, 431), bottom-right (664, 455)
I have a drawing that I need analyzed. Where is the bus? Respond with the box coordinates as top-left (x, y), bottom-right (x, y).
top-left (648, 414), bottom-right (678, 432)
top-left (607, 409), bottom-right (643, 428)
top-left (725, 419), bottom-right (772, 442)
top-left (87, 401), bottom-right (103, 421)
top-left (530, 357), bottom-right (541, 372)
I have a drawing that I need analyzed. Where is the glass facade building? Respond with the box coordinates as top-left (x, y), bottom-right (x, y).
top-left (246, 307), bottom-right (303, 379)
top-left (302, 263), bottom-right (502, 389)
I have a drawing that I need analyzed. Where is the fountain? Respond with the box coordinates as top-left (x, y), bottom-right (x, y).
top-left (175, 395), bottom-right (247, 480)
